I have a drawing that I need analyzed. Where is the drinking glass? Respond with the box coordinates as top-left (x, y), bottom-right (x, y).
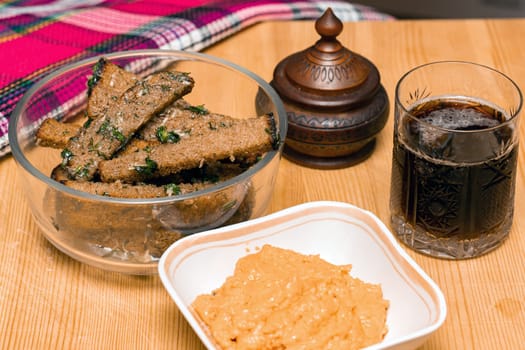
top-left (390, 61), bottom-right (522, 259)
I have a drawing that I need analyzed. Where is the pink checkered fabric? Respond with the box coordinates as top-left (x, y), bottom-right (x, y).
top-left (0, 0), bottom-right (393, 157)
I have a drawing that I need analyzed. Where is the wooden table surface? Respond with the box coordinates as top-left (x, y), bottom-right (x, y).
top-left (2, 18), bottom-right (525, 349)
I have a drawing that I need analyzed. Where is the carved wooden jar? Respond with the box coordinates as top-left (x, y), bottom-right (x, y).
top-left (270, 8), bottom-right (389, 169)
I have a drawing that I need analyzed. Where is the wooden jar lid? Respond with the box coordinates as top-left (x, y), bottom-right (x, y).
top-left (270, 8), bottom-right (389, 169)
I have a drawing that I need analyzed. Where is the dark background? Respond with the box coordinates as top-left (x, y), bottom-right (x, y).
top-left (357, 0), bottom-right (525, 18)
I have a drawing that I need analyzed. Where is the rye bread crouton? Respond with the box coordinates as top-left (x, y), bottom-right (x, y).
top-left (43, 185), bottom-right (183, 259)
top-left (98, 113), bottom-right (278, 183)
top-left (36, 60), bottom-right (137, 149)
top-left (35, 98), bottom-right (202, 151)
top-left (86, 58), bottom-right (138, 119)
top-left (36, 118), bottom-right (82, 149)
top-left (43, 177), bottom-right (249, 258)
top-left (43, 176), bottom-right (256, 259)
top-left (62, 71), bottom-right (195, 181)
top-left (52, 159), bottom-right (247, 198)
top-left (62, 180), bottom-right (204, 198)
top-left (137, 101), bottom-right (229, 143)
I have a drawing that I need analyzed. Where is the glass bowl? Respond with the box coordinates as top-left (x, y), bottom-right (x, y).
top-left (9, 50), bottom-right (287, 275)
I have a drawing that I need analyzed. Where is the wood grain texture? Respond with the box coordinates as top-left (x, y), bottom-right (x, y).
top-left (2, 19), bottom-right (525, 349)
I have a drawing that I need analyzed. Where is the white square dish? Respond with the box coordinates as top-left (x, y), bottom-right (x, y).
top-left (158, 201), bottom-right (447, 350)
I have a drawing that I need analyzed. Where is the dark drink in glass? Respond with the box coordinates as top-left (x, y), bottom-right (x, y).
top-left (390, 62), bottom-right (521, 259)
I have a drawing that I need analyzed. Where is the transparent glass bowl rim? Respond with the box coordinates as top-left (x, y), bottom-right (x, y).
top-left (394, 60), bottom-right (523, 133)
top-left (9, 49), bottom-right (288, 205)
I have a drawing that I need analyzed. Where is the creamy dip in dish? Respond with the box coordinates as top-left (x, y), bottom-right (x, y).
top-left (192, 245), bottom-right (389, 350)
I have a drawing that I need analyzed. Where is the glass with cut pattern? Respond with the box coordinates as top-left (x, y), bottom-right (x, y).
top-left (390, 61), bottom-right (522, 259)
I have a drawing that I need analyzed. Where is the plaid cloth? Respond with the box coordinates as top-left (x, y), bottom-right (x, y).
top-left (0, 0), bottom-right (393, 157)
